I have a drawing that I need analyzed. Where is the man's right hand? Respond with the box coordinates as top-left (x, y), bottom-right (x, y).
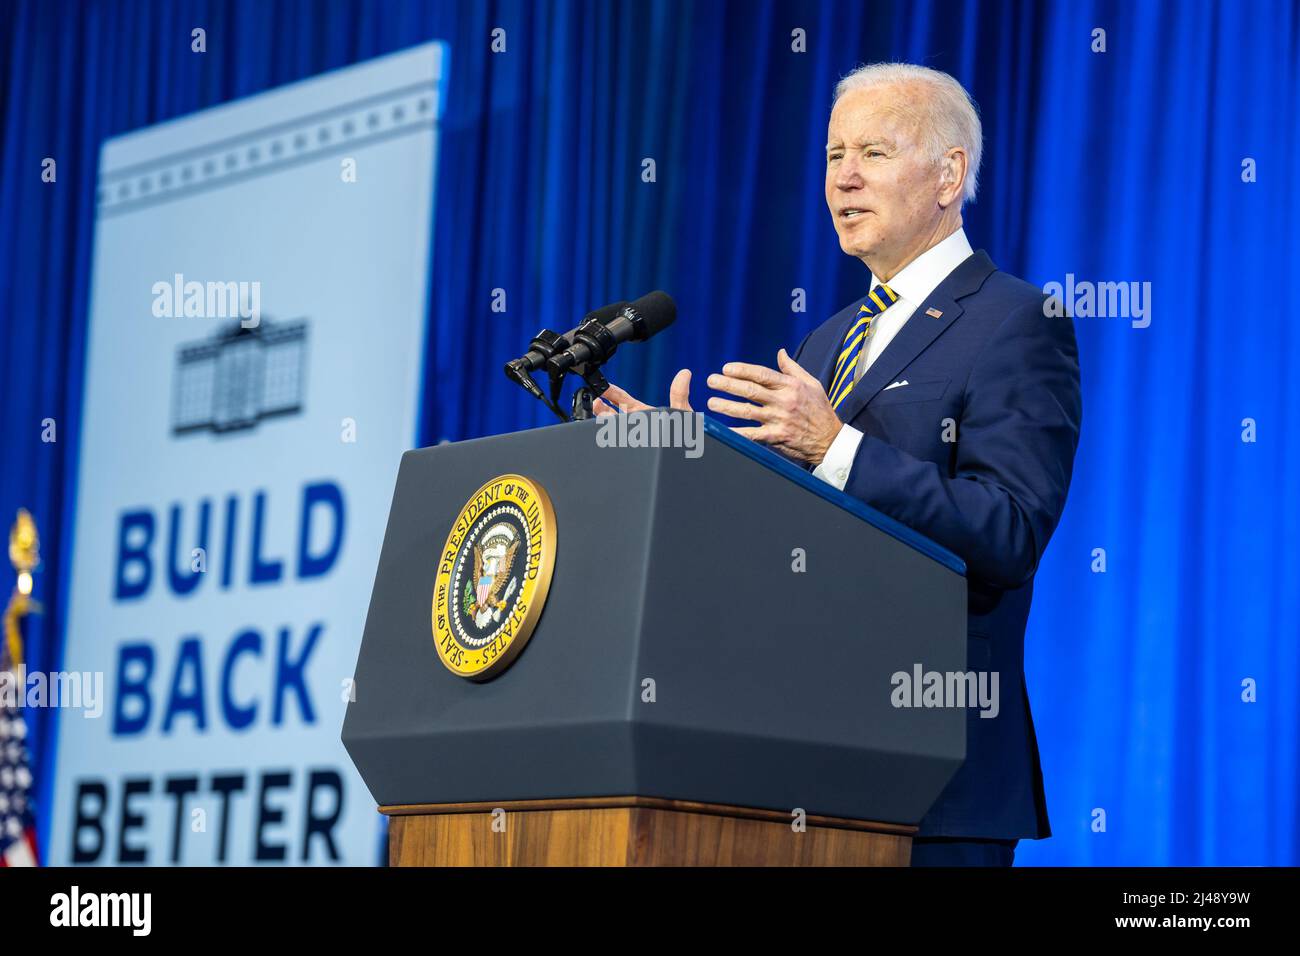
top-left (595, 369), bottom-right (693, 415)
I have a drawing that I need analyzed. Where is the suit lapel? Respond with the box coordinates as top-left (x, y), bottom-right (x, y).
top-left (833, 250), bottom-right (997, 424)
top-left (834, 294), bottom-right (964, 423)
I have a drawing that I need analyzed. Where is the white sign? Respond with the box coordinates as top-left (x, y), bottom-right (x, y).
top-left (49, 42), bottom-right (447, 865)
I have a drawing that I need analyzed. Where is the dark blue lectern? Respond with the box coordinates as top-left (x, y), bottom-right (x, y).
top-left (343, 411), bottom-right (966, 865)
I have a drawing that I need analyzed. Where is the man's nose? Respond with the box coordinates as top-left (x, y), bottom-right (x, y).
top-left (834, 156), bottom-right (863, 191)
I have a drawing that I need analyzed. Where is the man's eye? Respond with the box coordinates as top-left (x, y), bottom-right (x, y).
top-left (827, 153), bottom-right (842, 163)
top-left (866, 150), bottom-right (885, 158)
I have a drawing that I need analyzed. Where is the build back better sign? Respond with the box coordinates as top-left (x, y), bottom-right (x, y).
top-left (49, 43), bottom-right (447, 865)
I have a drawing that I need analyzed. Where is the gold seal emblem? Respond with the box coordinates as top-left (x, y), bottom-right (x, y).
top-left (432, 474), bottom-right (556, 680)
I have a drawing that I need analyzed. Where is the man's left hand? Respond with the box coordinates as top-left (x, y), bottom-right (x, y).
top-left (706, 349), bottom-right (843, 465)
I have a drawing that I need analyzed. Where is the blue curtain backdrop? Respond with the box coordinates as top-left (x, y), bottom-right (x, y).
top-left (1, 0), bottom-right (1296, 865)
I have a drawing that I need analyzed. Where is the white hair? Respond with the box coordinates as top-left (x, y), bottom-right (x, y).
top-left (833, 62), bottom-right (983, 204)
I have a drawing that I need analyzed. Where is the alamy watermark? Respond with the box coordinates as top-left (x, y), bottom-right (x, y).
top-left (1042, 274), bottom-right (1151, 328)
top-left (152, 273), bottom-right (261, 328)
top-left (891, 663), bottom-right (999, 719)
top-left (595, 409), bottom-right (704, 459)
top-left (0, 667), bottom-right (105, 718)
top-left (50, 886), bottom-right (151, 936)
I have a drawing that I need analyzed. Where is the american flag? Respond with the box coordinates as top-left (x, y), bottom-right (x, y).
top-left (0, 648), bottom-right (37, 866)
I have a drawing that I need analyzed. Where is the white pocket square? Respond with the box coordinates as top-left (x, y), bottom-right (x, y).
top-left (884, 380), bottom-right (909, 391)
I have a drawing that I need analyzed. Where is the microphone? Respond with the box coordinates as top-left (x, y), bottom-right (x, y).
top-left (506, 301), bottom-right (628, 376)
top-left (545, 291), bottom-right (676, 377)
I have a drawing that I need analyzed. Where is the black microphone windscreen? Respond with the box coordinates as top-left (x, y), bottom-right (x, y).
top-left (628, 290), bottom-right (676, 338)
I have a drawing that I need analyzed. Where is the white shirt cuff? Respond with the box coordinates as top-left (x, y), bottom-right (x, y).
top-left (811, 424), bottom-right (863, 491)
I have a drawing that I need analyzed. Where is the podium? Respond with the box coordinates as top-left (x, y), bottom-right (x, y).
top-left (343, 411), bottom-right (967, 866)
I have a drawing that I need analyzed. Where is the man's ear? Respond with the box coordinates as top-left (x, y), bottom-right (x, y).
top-left (938, 147), bottom-right (968, 208)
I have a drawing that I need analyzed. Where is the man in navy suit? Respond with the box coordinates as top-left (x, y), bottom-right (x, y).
top-left (599, 62), bottom-right (1081, 866)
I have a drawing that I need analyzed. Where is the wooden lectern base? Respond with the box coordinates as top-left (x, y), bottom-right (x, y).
top-left (381, 797), bottom-right (914, 866)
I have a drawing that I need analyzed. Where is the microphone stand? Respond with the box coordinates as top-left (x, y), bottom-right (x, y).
top-left (569, 364), bottom-right (610, 422)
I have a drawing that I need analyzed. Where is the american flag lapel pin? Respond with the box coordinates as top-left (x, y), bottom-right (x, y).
top-left (926, 307), bottom-right (944, 318)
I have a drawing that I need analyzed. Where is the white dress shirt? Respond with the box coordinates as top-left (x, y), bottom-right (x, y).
top-left (812, 227), bottom-right (974, 490)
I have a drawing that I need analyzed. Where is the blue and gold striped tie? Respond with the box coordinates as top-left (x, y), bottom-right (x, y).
top-left (827, 283), bottom-right (899, 409)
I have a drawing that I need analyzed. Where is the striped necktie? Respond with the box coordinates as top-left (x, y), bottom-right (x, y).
top-left (828, 283), bottom-right (899, 409)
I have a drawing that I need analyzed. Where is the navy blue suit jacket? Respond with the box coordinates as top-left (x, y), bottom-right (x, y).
top-left (792, 250), bottom-right (1081, 840)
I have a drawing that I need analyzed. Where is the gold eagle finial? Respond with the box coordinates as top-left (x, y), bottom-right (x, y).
top-left (5, 509), bottom-right (41, 669)
top-left (10, 508), bottom-right (40, 579)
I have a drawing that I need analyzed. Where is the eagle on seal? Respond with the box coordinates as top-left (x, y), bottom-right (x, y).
top-left (472, 538), bottom-right (519, 615)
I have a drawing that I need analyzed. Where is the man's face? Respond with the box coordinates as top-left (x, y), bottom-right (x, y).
top-left (825, 83), bottom-right (943, 272)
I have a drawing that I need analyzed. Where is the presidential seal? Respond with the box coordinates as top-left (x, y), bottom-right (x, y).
top-left (432, 474), bottom-right (556, 680)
